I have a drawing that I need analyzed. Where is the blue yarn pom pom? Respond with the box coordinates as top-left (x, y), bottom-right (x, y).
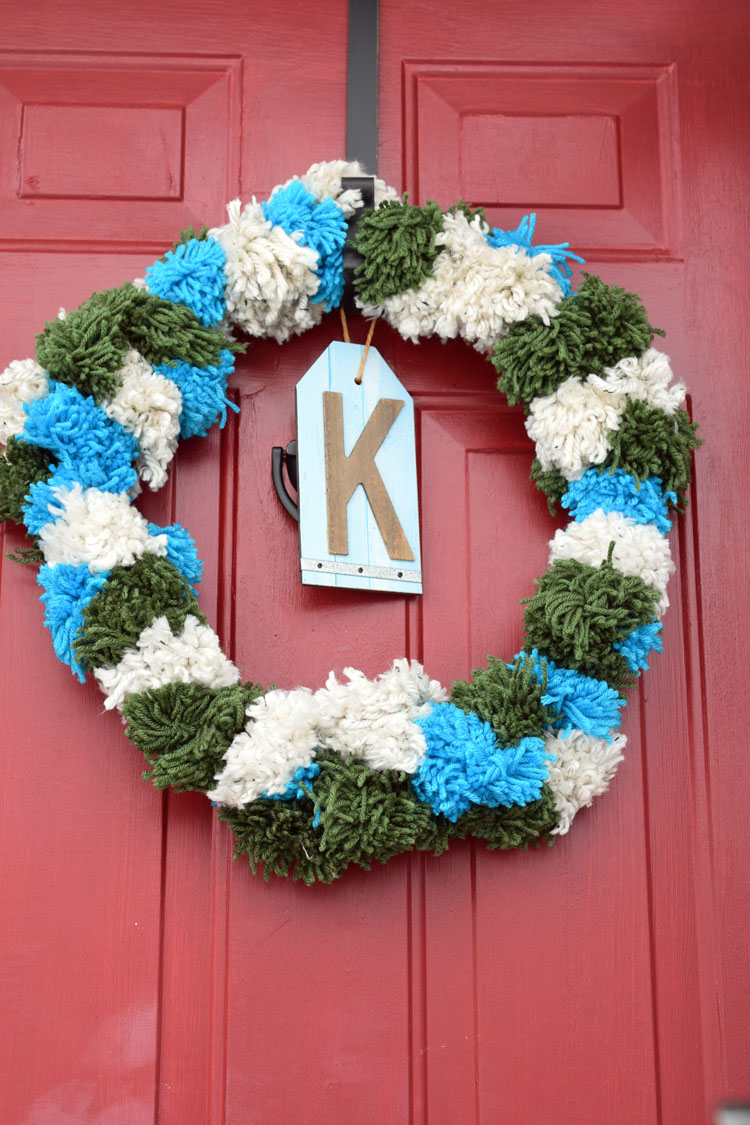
top-left (412, 702), bottom-right (552, 821)
top-left (514, 649), bottom-right (625, 739)
top-left (262, 181), bottom-right (348, 311)
top-left (486, 213), bottom-right (584, 297)
top-left (19, 382), bottom-right (138, 533)
top-left (145, 237), bottom-right (227, 327)
top-left (37, 563), bottom-right (110, 681)
top-left (156, 350), bottom-right (238, 439)
top-left (614, 620), bottom-right (663, 674)
top-left (147, 522), bottom-right (203, 593)
top-left (562, 469), bottom-right (676, 535)
top-left (19, 380), bottom-right (137, 489)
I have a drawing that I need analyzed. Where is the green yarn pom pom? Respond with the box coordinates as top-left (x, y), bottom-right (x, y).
top-left (221, 751), bottom-right (558, 884)
top-left (74, 554), bottom-right (205, 671)
top-left (451, 788), bottom-right (559, 850)
top-left (123, 680), bottom-right (264, 792)
top-left (451, 655), bottom-right (558, 744)
top-left (490, 274), bottom-right (663, 406)
top-left (602, 401), bottom-right (700, 510)
top-left (0, 436), bottom-right (57, 526)
top-left (352, 196), bottom-right (444, 306)
top-left (36, 283), bottom-right (243, 402)
top-left (522, 551), bottom-right (662, 688)
top-left (530, 457), bottom-right (568, 516)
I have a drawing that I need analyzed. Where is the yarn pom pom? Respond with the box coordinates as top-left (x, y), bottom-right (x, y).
top-left (0, 436), bottom-right (57, 527)
top-left (614, 619), bottom-right (663, 673)
top-left (602, 400), bottom-right (700, 510)
top-left (544, 727), bottom-right (627, 834)
top-left (147, 521), bottom-right (203, 592)
top-left (413, 702), bottom-right (552, 821)
top-left (156, 349), bottom-right (238, 439)
top-left (562, 468), bottom-right (676, 534)
top-left (123, 680), bottom-right (264, 792)
top-left (352, 196), bottom-right (444, 306)
top-left (490, 274), bottom-right (662, 406)
top-left (38, 562), bottom-right (111, 681)
top-left (522, 554), bottom-right (662, 687)
top-left (0, 358), bottom-right (49, 445)
top-left (263, 181), bottom-right (348, 311)
top-left (515, 649), bottom-right (626, 738)
top-left (145, 237), bottom-right (227, 327)
top-left (486, 212), bottom-right (584, 297)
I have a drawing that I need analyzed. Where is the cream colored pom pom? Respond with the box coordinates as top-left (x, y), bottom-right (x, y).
top-left (38, 484), bottom-right (168, 572)
top-left (209, 199), bottom-right (322, 343)
top-left (0, 358), bottom-right (49, 445)
top-left (526, 375), bottom-right (627, 479)
top-left (102, 350), bottom-right (182, 491)
top-left (544, 728), bottom-right (627, 834)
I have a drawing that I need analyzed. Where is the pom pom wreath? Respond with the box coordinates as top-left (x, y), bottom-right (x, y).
top-left (102, 351), bottom-right (182, 490)
top-left (614, 619), bottom-right (663, 673)
top-left (522, 554), bottom-right (663, 688)
top-left (37, 484), bottom-right (168, 573)
top-left (94, 614), bottom-right (239, 711)
top-left (544, 728), bottom-right (627, 834)
top-left (262, 181), bottom-right (348, 311)
top-left (561, 469), bottom-right (676, 535)
top-left (588, 348), bottom-right (686, 416)
top-left (123, 680), bottom-right (264, 792)
top-left (0, 436), bottom-right (57, 526)
top-left (145, 236), bottom-right (227, 326)
top-left (450, 655), bottom-right (558, 744)
top-left (155, 349), bottom-right (238, 439)
top-left (514, 649), bottom-right (625, 738)
top-left (486, 212), bottom-right (584, 297)
top-left (412, 702), bottom-right (552, 821)
top-left (209, 199), bottom-right (322, 342)
top-left (601, 400), bottom-right (701, 510)
top-left (147, 521), bottom-right (203, 591)
top-left (548, 509), bottom-right (674, 615)
top-left (0, 358), bottom-right (49, 444)
top-left (37, 563), bottom-right (111, 681)
top-left (74, 553), bottom-right (205, 672)
top-left (490, 274), bottom-right (662, 405)
top-left (352, 196), bottom-right (445, 306)
top-left (365, 211), bottom-right (563, 350)
top-left (18, 380), bottom-right (138, 495)
top-left (220, 752), bottom-right (558, 884)
top-left (525, 374), bottom-right (626, 479)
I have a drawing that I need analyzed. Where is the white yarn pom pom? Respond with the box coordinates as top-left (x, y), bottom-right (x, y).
top-left (589, 348), bottom-right (686, 415)
top-left (526, 375), bottom-right (627, 479)
top-left (209, 199), bottom-right (322, 342)
top-left (38, 484), bottom-right (168, 572)
top-left (293, 159), bottom-right (399, 216)
top-left (315, 658), bottom-right (446, 772)
top-left (544, 727), bottom-right (627, 834)
top-left (363, 211), bottom-right (563, 351)
top-left (102, 350), bottom-right (182, 491)
top-left (209, 688), bottom-right (320, 806)
top-left (0, 358), bottom-right (49, 445)
top-left (96, 614), bottom-right (239, 711)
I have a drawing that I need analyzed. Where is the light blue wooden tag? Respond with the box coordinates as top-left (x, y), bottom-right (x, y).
top-left (296, 341), bottom-right (423, 594)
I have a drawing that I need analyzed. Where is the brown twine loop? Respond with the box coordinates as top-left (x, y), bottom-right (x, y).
top-left (355, 318), bottom-right (377, 385)
top-left (339, 307), bottom-right (377, 385)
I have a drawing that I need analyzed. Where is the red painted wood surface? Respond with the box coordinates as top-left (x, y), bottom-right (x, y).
top-left (1, 1), bottom-right (748, 1121)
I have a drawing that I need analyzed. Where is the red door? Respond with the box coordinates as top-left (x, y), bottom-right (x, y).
top-left (1, 2), bottom-right (747, 1122)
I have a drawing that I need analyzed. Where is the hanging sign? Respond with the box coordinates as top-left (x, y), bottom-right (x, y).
top-left (296, 341), bottom-right (423, 593)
